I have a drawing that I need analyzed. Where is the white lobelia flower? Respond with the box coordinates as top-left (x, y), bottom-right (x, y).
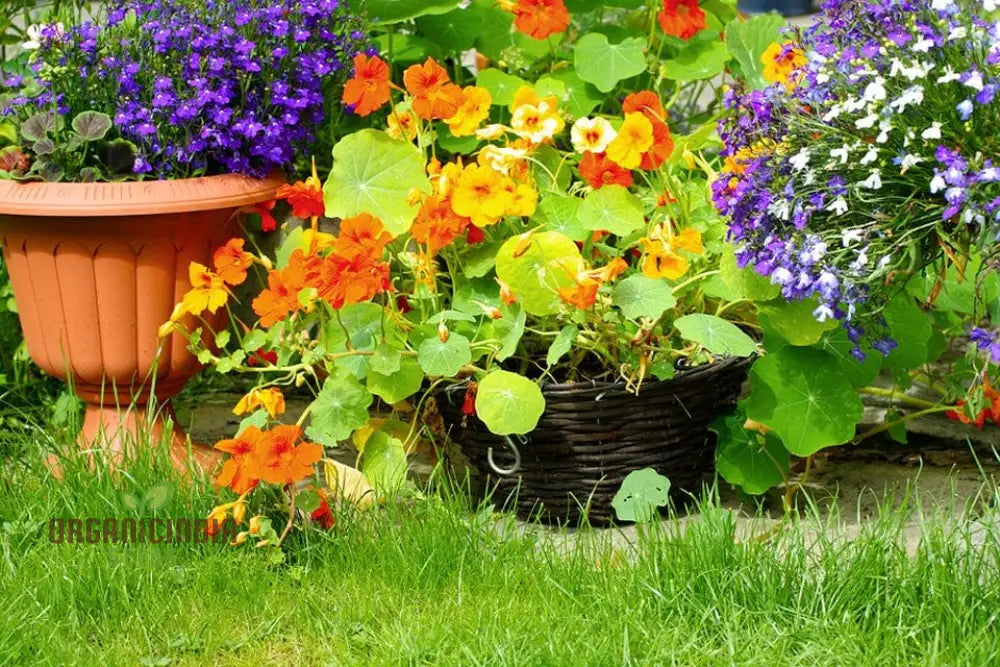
top-left (921, 122), bottom-right (943, 140)
top-left (930, 173), bottom-right (947, 193)
top-left (827, 196), bottom-right (850, 216)
top-left (768, 199), bottom-right (792, 221)
top-left (570, 117), bottom-right (616, 154)
top-left (21, 24), bottom-right (63, 50)
top-left (790, 147), bottom-right (811, 172)
top-left (899, 154), bottom-right (924, 174)
top-left (860, 169), bottom-right (882, 190)
top-left (855, 114), bottom-right (879, 130)
top-left (841, 229), bottom-right (865, 246)
top-left (947, 26), bottom-right (968, 42)
top-left (863, 78), bottom-right (887, 101)
top-left (876, 120), bottom-right (892, 144)
top-left (813, 304), bottom-right (836, 323)
top-left (877, 255), bottom-right (893, 271)
top-left (860, 145), bottom-right (879, 165)
top-left (889, 85), bottom-right (924, 113)
top-left (830, 144), bottom-right (851, 163)
top-left (937, 66), bottom-right (961, 84)
top-left (986, 0), bottom-right (997, 10)
top-left (964, 70), bottom-right (985, 91)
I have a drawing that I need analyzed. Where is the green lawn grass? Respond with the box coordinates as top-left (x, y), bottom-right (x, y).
top-left (1, 426), bottom-right (999, 666)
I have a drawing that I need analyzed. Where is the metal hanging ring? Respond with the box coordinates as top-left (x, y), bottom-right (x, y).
top-left (487, 435), bottom-right (523, 476)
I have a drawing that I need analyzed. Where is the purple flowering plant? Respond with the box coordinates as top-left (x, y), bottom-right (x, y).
top-left (0, 0), bottom-right (372, 181)
top-left (715, 0), bottom-right (1000, 361)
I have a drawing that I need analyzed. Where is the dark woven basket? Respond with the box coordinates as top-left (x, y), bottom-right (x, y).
top-left (439, 355), bottom-right (754, 525)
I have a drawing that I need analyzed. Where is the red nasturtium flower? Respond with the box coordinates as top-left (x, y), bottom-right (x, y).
top-left (213, 238), bottom-right (254, 287)
top-left (506, 0), bottom-right (570, 40)
top-left (623, 90), bottom-right (667, 124)
top-left (658, 0), bottom-right (706, 40)
top-left (342, 53), bottom-right (391, 117)
top-left (640, 119), bottom-right (675, 171)
top-left (253, 200), bottom-right (278, 232)
top-left (310, 490), bottom-right (336, 530)
top-left (276, 180), bottom-right (325, 219)
top-left (947, 378), bottom-right (1000, 428)
top-left (578, 151), bottom-right (634, 189)
top-left (403, 58), bottom-right (464, 120)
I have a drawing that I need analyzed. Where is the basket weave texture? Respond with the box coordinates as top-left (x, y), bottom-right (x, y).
top-left (439, 355), bottom-right (754, 525)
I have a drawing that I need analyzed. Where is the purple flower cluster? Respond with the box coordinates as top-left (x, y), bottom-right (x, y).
top-left (971, 327), bottom-right (1000, 364)
top-left (714, 0), bottom-right (1000, 360)
top-left (3, 0), bottom-right (372, 179)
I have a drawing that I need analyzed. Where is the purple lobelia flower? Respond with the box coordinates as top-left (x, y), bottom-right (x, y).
top-left (2, 0), bottom-right (372, 181)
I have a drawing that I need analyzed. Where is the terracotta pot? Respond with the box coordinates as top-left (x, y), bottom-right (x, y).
top-left (0, 173), bottom-right (284, 470)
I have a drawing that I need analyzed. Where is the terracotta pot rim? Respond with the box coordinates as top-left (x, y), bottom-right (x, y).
top-left (0, 172), bottom-right (286, 217)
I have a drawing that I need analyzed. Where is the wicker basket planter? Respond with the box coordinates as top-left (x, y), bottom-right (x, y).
top-left (439, 355), bottom-right (754, 525)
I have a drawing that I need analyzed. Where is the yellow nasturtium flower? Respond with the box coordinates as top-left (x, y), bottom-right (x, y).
top-left (450, 163), bottom-right (515, 227)
top-left (180, 263), bottom-right (228, 316)
top-left (762, 42), bottom-right (807, 91)
top-left (640, 227), bottom-right (704, 280)
top-left (233, 387), bottom-right (286, 419)
top-left (445, 86), bottom-right (493, 137)
top-left (606, 113), bottom-right (654, 170)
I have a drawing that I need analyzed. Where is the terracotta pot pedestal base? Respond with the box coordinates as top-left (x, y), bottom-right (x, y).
top-left (78, 402), bottom-right (222, 472)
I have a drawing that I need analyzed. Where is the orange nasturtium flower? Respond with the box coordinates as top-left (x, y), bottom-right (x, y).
top-left (762, 42), bottom-right (808, 91)
top-left (342, 53), bottom-right (391, 117)
top-left (214, 426), bottom-right (265, 494)
top-left (558, 279), bottom-right (601, 310)
top-left (578, 151), bottom-right (634, 189)
top-left (607, 113), bottom-right (655, 170)
top-left (657, 0), bottom-right (706, 41)
top-left (255, 425), bottom-right (324, 486)
top-left (451, 163), bottom-right (515, 227)
top-left (233, 387), bottom-right (286, 419)
top-left (504, 0), bottom-right (570, 40)
top-left (622, 90), bottom-right (667, 124)
top-left (445, 86), bottom-right (493, 137)
top-left (411, 195), bottom-right (471, 253)
top-left (640, 227), bottom-right (704, 280)
top-left (213, 238), bottom-right (254, 287)
top-left (404, 58), bottom-right (464, 120)
top-left (180, 263), bottom-right (228, 316)
top-left (252, 249), bottom-right (311, 327)
top-left (333, 212), bottom-right (393, 261)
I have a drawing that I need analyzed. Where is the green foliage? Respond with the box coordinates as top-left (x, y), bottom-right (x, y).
top-left (323, 130), bottom-right (430, 235)
top-left (577, 185), bottom-right (645, 236)
top-left (306, 373), bottom-right (374, 446)
top-left (711, 414), bottom-right (789, 495)
top-left (573, 33), bottom-right (647, 92)
top-left (474, 370), bottom-right (545, 435)
top-left (724, 13), bottom-right (785, 89)
top-left (674, 314), bottom-right (757, 357)
top-left (611, 468), bottom-right (671, 523)
top-left (613, 275), bottom-right (676, 321)
top-left (744, 347), bottom-right (864, 457)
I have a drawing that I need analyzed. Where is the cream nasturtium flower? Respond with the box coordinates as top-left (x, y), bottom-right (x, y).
top-left (570, 117), bottom-right (617, 154)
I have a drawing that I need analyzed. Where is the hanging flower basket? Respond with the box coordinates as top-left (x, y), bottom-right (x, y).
top-left (439, 354), bottom-right (754, 525)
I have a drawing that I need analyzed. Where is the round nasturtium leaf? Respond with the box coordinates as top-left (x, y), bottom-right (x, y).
top-left (323, 130), bottom-right (430, 236)
top-left (366, 357), bottom-right (424, 404)
top-left (306, 372), bottom-right (374, 446)
top-left (744, 346), bottom-right (864, 457)
top-left (474, 370), bottom-right (545, 436)
top-left (573, 33), bottom-right (647, 93)
top-left (417, 334), bottom-right (472, 377)
top-left (495, 231), bottom-right (585, 316)
top-left (477, 68), bottom-right (529, 106)
top-left (577, 185), bottom-right (645, 236)
top-left (758, 298), bottom-right (838, 346)
top-left (660, 38), bottom-right (731, 82)
top-left (535, 195), bottom-right (587, 241)
top-left (613, 275), bottom-right (676, 321)
top-left (711, 413), bottom-right (789, 496)
top-left (611, 468), bottom-right (671, 523)
top-left (674, 314), bottom-right (757, 357)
